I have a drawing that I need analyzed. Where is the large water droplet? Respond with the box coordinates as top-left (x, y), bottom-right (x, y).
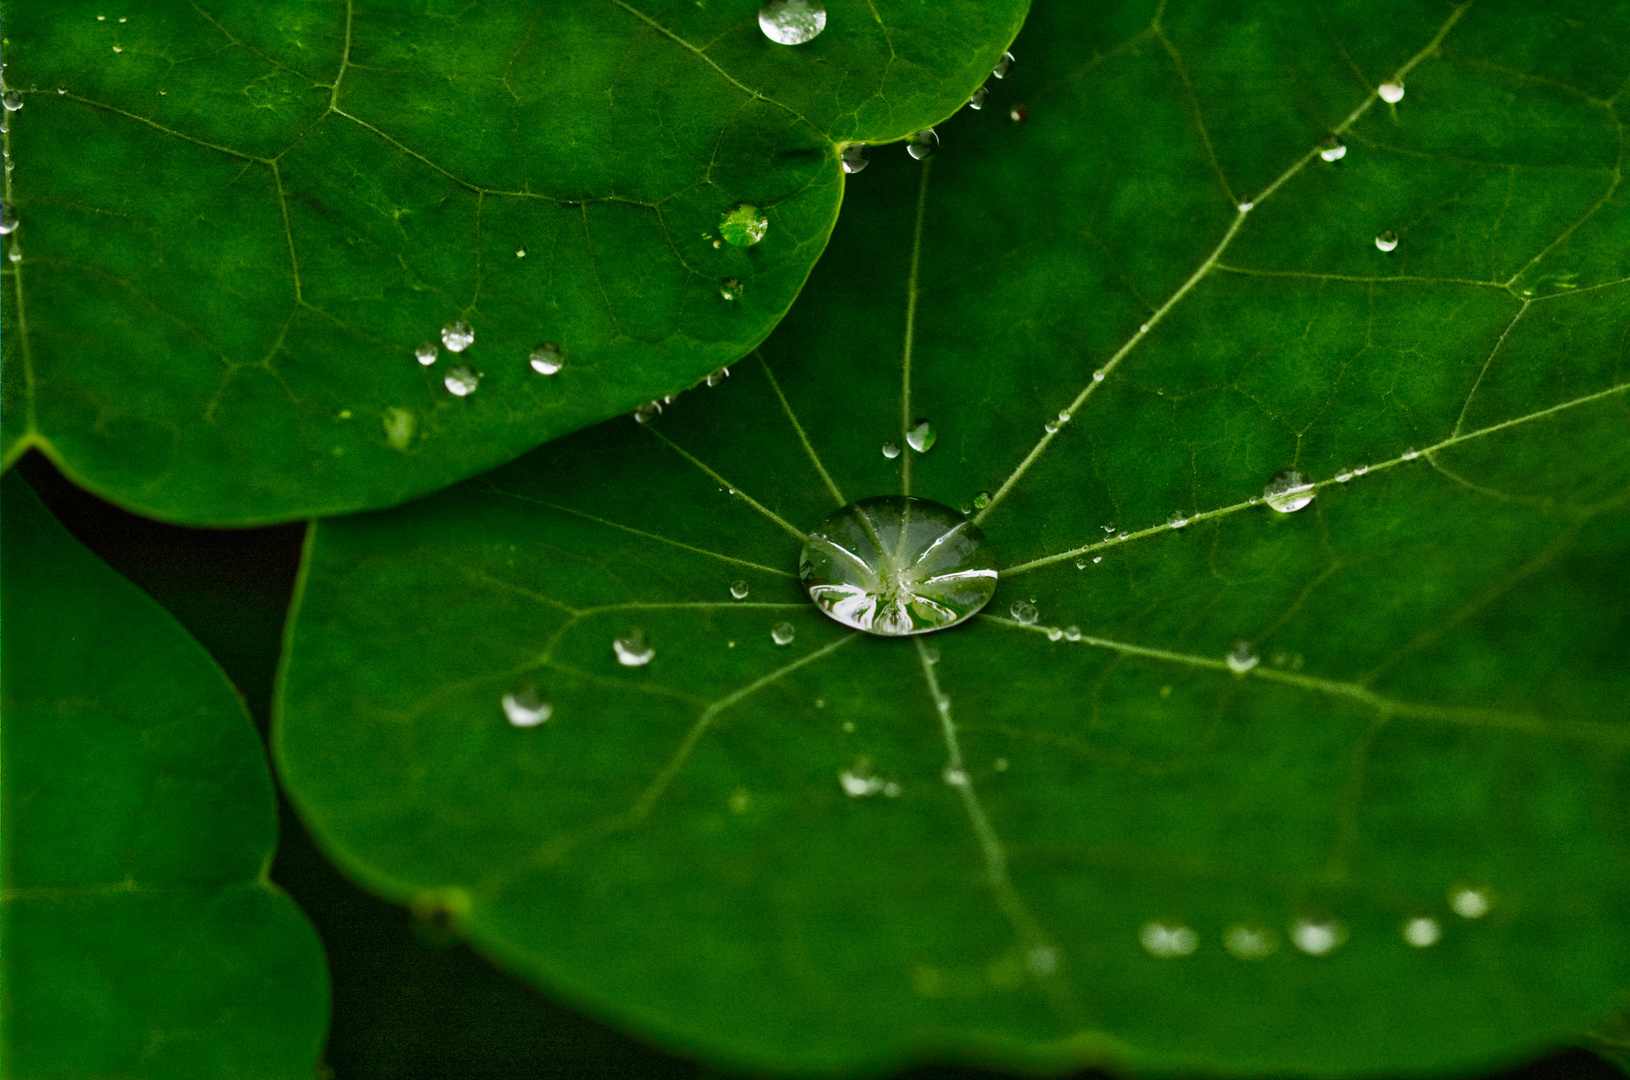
top-left (840, 144), bottom-right (868, 174)
top-left (730, 579), bottom-right (750, 600)
top-left (907, 128), bottom-right (939, 160)
top-left (613, 629), bottom-right (655, 667)
top-left (441, 319), bottom-right (474, 352)
top-left (1010, 600), bottom-right (1038, 625)
top-left (771, 621), bottom-right (795, 646)
top-left (501, 683), bottom-right (552, 727)
top-left (1140, 921), bottom-right (1198, 958)
top-left (720, 203), bottom-right (768, 246)
top-left (1226, 640), bottom-right (1259, 673)
top-left (1291, 918), bottom-right (1347, 956)
top-left (758, 0), bottom-right (825, 44)
top-left (906, 418), bottom-right (936, 453)
top-left (1403, 916), bottom-right (1442, 948)
top-left (1223, 923), bottom-right (1278, 960)
top-left (991, 50), bottom-right (1015, 79)
top-left (1263, 468), bottom-right (1316, 513)
top-left (968, 85), bottom-right (989, 110)
top-left (1378, 80), bottom-right (1405, 103)
top-left (1, 91), bottom-right (22, 112)
top-left (1375, 229), bottom-right (1399, 252)
top-left (1449, 886), bottom-right (1490, 919)
top-left (1319, 133), bottom-right (1347, 162)
top-left (0, 202), bottom-right (16, 235)
top-left (881, 441), bottom-right (901, 459)
top-left (414, 341), bottom-right (438, 366)
top-left (799, 496), bottom-right (998, 636)
top-left (444, 363), bottom-right (481, 396)
top-left (719, 277), bottom-right (743, 301)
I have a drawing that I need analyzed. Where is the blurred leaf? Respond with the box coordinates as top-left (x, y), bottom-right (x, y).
top-left (0, 0), bottom-right (1024, 524)
top-left (1586, 1005), bottom-right (1630, 1076)
top-left (1, 471), bottom-right (329, 1078)
top-left (275, 0), bottom-right (1630, 1074)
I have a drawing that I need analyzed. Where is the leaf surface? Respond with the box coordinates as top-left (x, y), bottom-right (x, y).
top-left (0, 0), bottom-right (1025, 524)
top-left (1, 471), bottom-right (330, 1078)
top-left (275, 1), bottom-right (1630, 1073)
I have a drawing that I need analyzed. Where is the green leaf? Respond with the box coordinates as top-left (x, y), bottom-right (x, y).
top-left (0, 0), bottom-right (1025, 525)
top-left (274, 1), bottom-right (1630, 1074)
top-left (1586, 1004), bottom-right (1630, 1076)
top-left (1, 471), bottom-right (329, 1077)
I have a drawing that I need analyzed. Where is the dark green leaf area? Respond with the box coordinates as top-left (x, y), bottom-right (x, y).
top-left (1, 472), bottom-right (329, 1078)
top-left (0, 0), bottom-right (1026, 524)
top-left (276, 1), bottom-right (1630, 1075)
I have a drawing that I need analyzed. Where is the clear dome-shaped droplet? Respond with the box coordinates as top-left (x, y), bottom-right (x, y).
top-left (906, 418), bottom-right (936, 453)
top-left (0, 201), bottom-right (15, 235)
top-left (1378, 80), bottom-right (1405, 103)
top-left (529, 342), bottom-right (563, 375)
top-left (1, 91), bottom-right (22, 112)
top-left (991, 50), bottom-right (1015, 79)
top-left (1319, 133), bottom-right (1346, 162)
top-left (1403, 916), bottom-right (1442, 948)
top-left (771, 621), bottom-right (795, 645)
top-left (1140, 921), bottom-right (1198, 958)
top-left (1375, 229), bottom-right (1399, 252)
top-left (840, 144), bottom-right (868, 174)
top-left (444, 363), bottom-right (481, 396)
top-left (881, 441), bottom-right (901, 459)
top-left (968, 85), bottom-right (988, 110)
top-left (1226, 640), bottom-right (1259, 673)
top-left (1010, 600), bottom-right (1038, 625)
top-left (799, 496), bottom-right (998, 636)
top-left (719, 277), bottom-right (743, 301)
top-left (758, 0), bottom-right (825, 44)
top-left (1291, 918), bottom-right (1347, 956)
top-left (1264, 468), bottom-right (1316, 512)
top-left (906, 128), bottom-right (939, 160)
top-left (501, 683), bottom-right (552, 727)
top-left (1063, 625), bottom-right (1081, 642)
top-left (1092, 368), bottom-right (1105, 382)
top-left (441, 319), bottom-right (475, 352)
top-left (613, 629), bottom-right (654, 667)
top-left (730, 579), bottom-right (750, 600)
top-left (414, 341), bottom-right (438, 366)
top-left (720, 203), bottom-right (768, 246)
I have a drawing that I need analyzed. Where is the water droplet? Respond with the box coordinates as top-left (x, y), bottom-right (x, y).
top-left (905, 418), bottom-right (936, 453)
top-left (705, 366), bottom-right (730, 387)
top-left (1102, 523), bottom-right (1116, 534)
top-left (1008, 104), bottom-right (1027, 123)
top-left (1378, 80), bottom-right (1405, 103)
top-left (1010, 600), bottom-right (1038, 625)
top-left (1401, 447), bottom-right (1420, 461)
top-left (1263, 468), bottom-right (1316, 513)
top-left (0, 202), bottom-right (15, 235)
top-left (968, 85), bottom-right (989, 110)
top-left (730, 579), bottom-right (750, 600)
top-left (1139, 323), bottom-right (1149, 333)
top-left (1044, 419), bottom-right (1060, 434)
top-left (906, 128), bottom-right (939, 160)
top-left (881, 441), bottom-right (901, 459)
top-left (942, 765), bottom-right (970, 787)
top-left (1092, 369), bottom-right (1105, 382)
top-left (633, 401), bottom-right (662, 424)
top-left (712, 238), bottom-right (722, 249)
top-left (414, 341), bottom-right (438, 366)
top-left (840, 144), bottom-right (868, 174)
top-left (968, 491), bottom-right (990, 510)
top-left (1167, 510), bottom-right (1188, 529)
top-left (1374, 230), bottom-right (1399, 253)
top-left (839, 758), bottom-right (899, 798)
top-left (991, 50), bottom-right (1014, 79)
top-left (441, 319), bottom-right (474, 352)
top-left (1093, 555), bottom-right (1103, 563)
top-left (1336, 470), bottom-right (1353, 483)
top-left (922, 645), bottom-right (940, 665)
top-left (800, 496), bottom-right (999, 636)
top-left (1226, 640), bottom-right (1259, 673)
top-left (1074, 557), bottom-right (1089, 569)
top-left (1238, 200), bottom-right (1254, 212)
top-left (719, 277), bottom-right (743, 301)
top-left (2, 91), bottom-right (22, 112)
top-left (1449, 886), bottom-right (1490, 919)
top-left (720, 203), bottom-right (769, 246)
top-left (1354, 464), bottom-right (1370, 476)
top-left (1291, 918), bottom-right (1347, 956)
top-left (1027, 944), bottom-right (1059, 975)
top-left (528, 342), bottom-right (564, 375)
top-left (1224, 923), bottom-right (1278, 960)
top-left (1140, 921), bottom-right (1198, 958)
top-left (758, 0), bottom-right (825, 45)
top-left (501, 683), bottom-right (552, 727)
top-left (1403, 916), bottom-right (1442, 947)
top-left (443, 363), bottom-right (480, 396)
top-left (515, 246), bottom-right (526, 258)
top-left (771, 621), bottom-right (795, 646)
top-left (1116, 531), bottom-right (1128, 541)
top-left (1319, 133), bottom-right (1347, 162)
top-left (1046, 627), bottom-right (1063, 642)
top-left (382, 407), bottom-right (416, 451)
top-left (613, 629), bottom-right (654, 667)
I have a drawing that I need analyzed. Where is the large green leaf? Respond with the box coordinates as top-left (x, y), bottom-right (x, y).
top-left (1, 471), bottom-right (329, 1077)
top-left (0, 0), bottom-right (1024, 525)
top-left (274, 0), bottom-right (1630, 1074)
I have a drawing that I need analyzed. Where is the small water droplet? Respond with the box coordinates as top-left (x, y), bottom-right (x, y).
top-left (1291, 918), bottom-right (1347, 956)
top-left (1093, 555), bottom-right (1103, 563)
top-left (801, 496), bottom-right (998, 635)
top-left (1139, 323), bottom-right (1149, 333)
top-left (1092, 369), bottom-right (1105, 382)
top-left (1238, 200), bottom-right (1254, 212)
top-left (1263, 468), bottom-right (1316, 513)
top-left (1167, 510), bottom-right (1188, 529)
top-left (907, 128), bottom-right (939, 160)
top-left (1116, 531), bottom-right (1128, 541)
top-left (613, 629), bottom-right (654, 667)
top-left (0, 202), bottom-right (15, 235)
top-left (58, 87), bottom-right (67, 95)
top-left (633, 401), bottom-right (662, 424)
top-left (382, 407), bottom-right (416, 451)
top-left (906, 418), bottom-right (936, 453)
top-left (839, 758), bottom-right (898, 798)
top-left (720, 203), bottom-right (769, 246)
top-left (1074, 556), bottom-right (1088, 569)
top-left (758, 0), bottom-right (826, 45)
top-left (1044, 419), bottom-right (1059, 434)
top-left (968, 85), bottom-right (988, 110)
top-left (1140, 921), bottom-right (1198, 958)
top-left (501, 683), bottom-right (552, 727)
top-left (2, 91), bottom-right (23, 112)
top-left (730, 579), bottom-right (750, 600)
top-left (528, 342), bottom-right (564, 375)
top-left (1401, 447), bottom-right (1420, 461)
top-left (712, 238), bottom-right (722, 248)
top-left (881, 441), bottom-right (901, 459)
top-left (991, 50), bottom-right (1015, 79)
top-left (840, 144), bottom-right (868, 174)
top-left (1353, 464), bottom-right (1370, 476)
top-left (705, 366), bottom-right (730, 387)
top-left (1403, 916), bottom-right (1442, 947)
top-left (1223, 923), bottom-right (1278, 960)
top-left (1375, 229), bottom-right (1399, 253)
top-left (1336, 470), bottom-right (1353, 483)
top-left (1064, 626), bottom-right (1082, 643)
top-left (1378, 80), bottom-right (1405, 104)
top-left (719, 277), bottom-right (743, 301)
top-left (441, 319), bottom-right (474, 352)
top-left (1226, 640), bottom-right (1259, 673)
top-left (1010, 600), bottom-right (1038, 625)
top-left (1449, 886), bottom-right (1490, 919)
top-left (515, 246), bottom-right (526, 257)
top-left (968, 491), bottom-right (990, 511)
top-left (1319, 133), bottom-right (1347, 162)
top-left (1046, 627), bottom-right (1063, 642)
top-left (414, 341), bottom-right (437, 366)
top-left (942, 765), bottom-right (970, 787)
top-left (1008, 103), bottom-right (1027, 122)
top-left (1102, 523), bottom-right (1116, 533)
top-left (771, 621), bottom-right (795, 646)
top-left (443, 363), bottom-right (481, 396)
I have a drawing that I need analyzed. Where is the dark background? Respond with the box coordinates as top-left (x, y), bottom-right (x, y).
top-left (15, 450), bottom-right (1622, 1080)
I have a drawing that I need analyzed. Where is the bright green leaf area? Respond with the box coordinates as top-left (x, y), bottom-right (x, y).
top-left (276, 0), bottom-right (1630, 1074)
top-left (0, 0), bottom-right (1025, 526)
top-left (1, 471), bottom-right (329, 1078)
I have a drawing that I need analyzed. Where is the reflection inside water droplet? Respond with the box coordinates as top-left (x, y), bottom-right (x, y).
top-left (799, 496), bottom-right (998, 636)
top-left (1226, 640), bottom-right (1259, 673)
top-left (771, 621), bottom-right (795, 646)
top-left (907, 128), bottom-right (939, 160)
top-left (501, 683), bottom-right (551, 727)
top-left (840, 144), bottom-right (868, 174)
top-left (758, 0), bottom-right (826, 45)
top-left (906, 418), bottom-right (936, 453)
top-left (1403, 916), bottom-right (1442, 947)
top-left (441, 319), bottom-right (474, 352)
top-left (1140, 921), bottom-right (1198, 958)
top-left (613, 629), bottom-right (655, 667)
top-left (720, 203), bottom-right (768, 246)
top-left (443, 363), bottom-right (480, 396)
top-left (1264, 468), bottom-right (1316, 513)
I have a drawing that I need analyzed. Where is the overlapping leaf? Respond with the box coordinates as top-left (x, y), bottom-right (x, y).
top-left (276, 0), bottom-right (1630, 1073)
top-left (1, 472), bottom-right (329, 1078)
top-left (0, 0), bottom-right (1025, 524)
